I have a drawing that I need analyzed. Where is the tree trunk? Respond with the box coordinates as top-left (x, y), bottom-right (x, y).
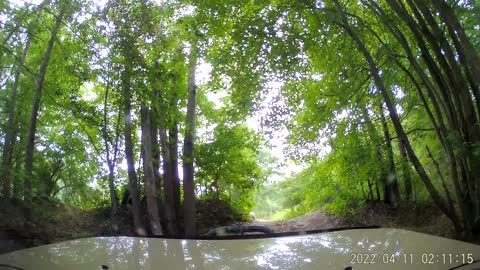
top-left (360, 106), bottom-right (393, 205)
top-left (426, 145), bottom-right (455, 214)
top-left (102, 77), bottom-right (120, 217)
top-left (183, 42), bottom-right (198, 237)
top-left (122, 61), bottom-right (146, 236)
top-left (378, 101), bottom-right (400, 206)
top-left (141, 104), bottom-right (163, 235)
top-left (366, 177), bottom-right (374, 200)
top-left (332, 0), bottom-right (461, 231)
top-left (361, 182), bottom-right (367, 200)
top-left (1, 3), bottom-right (45, 200)
top-left (398, 139), bottom-right (413, 201)
top-left (364, 0), bottom-right (476, 237)
top-left (433, 0), bottom-right (480, 233)
top-left (159, 125), bottom-right (177, 234)
top-left (10, 154), bottom-right (23, 200)
top-left (169, 111), bottom-right (181, 228)
top-left (107, 167), bottom-right (118, 213)
top-left (151, 123), bottom-right (162, 193)
top-left (152, 63), bottom-right (177, 235)
top-left (24, 5), bottom-right (65, 206)
top-left (433, 0), bottom-right (480, 114)
top-left (375, 180), bottom-right (381, 201)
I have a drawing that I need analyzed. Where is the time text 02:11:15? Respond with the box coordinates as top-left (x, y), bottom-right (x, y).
top-left (350, 253), bottom-right (474, 265)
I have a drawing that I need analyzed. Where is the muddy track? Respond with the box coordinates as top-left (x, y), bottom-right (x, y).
top-left (244, 211), bottom-right (352, 233)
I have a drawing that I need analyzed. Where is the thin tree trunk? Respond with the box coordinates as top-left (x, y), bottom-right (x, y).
top-left (398, 139), bottom-right (413, 201)
top-left (426, 145), bottom-right (455, 213)
top-left (367, 177), bottom-right (374, 200)
top-left (360, 106), bottom-right (392, 204)
top-left (152, 63), bottom-right (177, 235)
top-left (183, 42), bottom-right (198, 237)
top-left (375, 180), bottom-right (381, 201)
top-left (433, 0), bottom-right (480, 232)
top-left (214, 175), bottom-right (220, 200)
top-left (169, 114), bottom-right (181, 228)
top-left (107, 167), bottom-right (118, 212)
top-left (332, 0), bottom-right (461, 231)
top-left (102, 76), bottom-right (120, 217)
top-left (122, 62), bottom-right (146, 236)
top-left (141, 104), bottom-right (163, 235)
top-left (433, 0), bottom-right (480, 113)
top-left (1, 2), bottom-right (43, 199)
top-left (160, 123), bottom-right (177, 234)
top-left (378, 101), bottom-right (400, 205)
top-left (361, 182), bottom-right (367, 200)
top-left (151, 123), bottom-right (161, 192)
top-left (170, 50), bottom-right (182, 226)
top-left (24, 6), bottom-right (65, 206)
top-left (373, 0), bottom-right (477, 237)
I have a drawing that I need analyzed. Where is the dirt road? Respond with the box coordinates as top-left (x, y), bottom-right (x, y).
top-left (244, 211), bottom-right (351, 233)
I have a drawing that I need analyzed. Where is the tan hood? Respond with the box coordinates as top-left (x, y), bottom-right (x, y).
top-left (0, 228), bottom-right (479, 269)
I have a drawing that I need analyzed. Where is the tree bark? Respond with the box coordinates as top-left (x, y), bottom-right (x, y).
top-left (370, 0), bottom-right (479, 237)
top-left (378, 101), bottom-right (400, 205)
top-left (360, 106), bottom-right (393, 205)
top-left (169, 107), bottom-right (181, 229)
top-left (141, 104), bottom-right (163, 235)
top-left (1, 2), bottom-right (46, 200)
top-left (433, 0), bottom-right (480, 232)
top-left (366, 177), bottom-right (374, 200)
top-left (433, 0), bottom-right (480, 116)
top-left (183, 42), bottom-right (198, 237)
top-left (151, 123), bottom-right (162, 193)
top-left (24, 5), bottom-right (65, 206)
top-left (398, 139), bottom-right (412, 201)
top-left (152, 63), bottom-right (177, 235)
top-left (159, 123), bottom-right (177, 234)
top-left (375, 180), bottom-right (381, 201)
top-left (426, 145), bottom-right (455, 213)
top-left (121, 57), bottom-right (146, 236)
top-left (102, 76), bottom-right (120, 217)
top-left (332, 0), bottom-right (461, 230)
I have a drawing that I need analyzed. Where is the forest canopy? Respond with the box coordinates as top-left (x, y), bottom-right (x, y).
top-left (1, 0), bottom-right (479, 241)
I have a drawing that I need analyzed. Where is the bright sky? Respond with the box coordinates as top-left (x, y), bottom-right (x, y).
top-left (197, 62), bottom-right (305, 182)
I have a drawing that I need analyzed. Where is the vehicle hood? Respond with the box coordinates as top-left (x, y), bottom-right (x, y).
top-left (0, 228), bottom-right (479, 270)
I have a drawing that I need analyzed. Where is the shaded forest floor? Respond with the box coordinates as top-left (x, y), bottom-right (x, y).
top-left (0, 200), bottom-right (468, 255)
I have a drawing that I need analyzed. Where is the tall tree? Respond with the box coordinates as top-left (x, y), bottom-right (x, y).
top-left (121, 59), bottom-right (146, 235)
top-left (101, 75), bottom-right (121, 218)
top-left (169, 88), bottom-right (181, 228)
top-left (153, 62), bottom-right (178, 235)
top-left (378, 101), bottom-right (400, 205)
top-left (398, 138), bottom-right (413, 201)
top-left (141, 104), bottom-right (162, 235)
top-left (183, 39), bottom-right (198, 237)
top-left (1, 1), bottom-right (47, 200)
top-left (24, 2), bottom-right (66, 205)
top-left (363, 0), bottom-right (480, 238)
top-left (331, 0), bottom-right (461, 233)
